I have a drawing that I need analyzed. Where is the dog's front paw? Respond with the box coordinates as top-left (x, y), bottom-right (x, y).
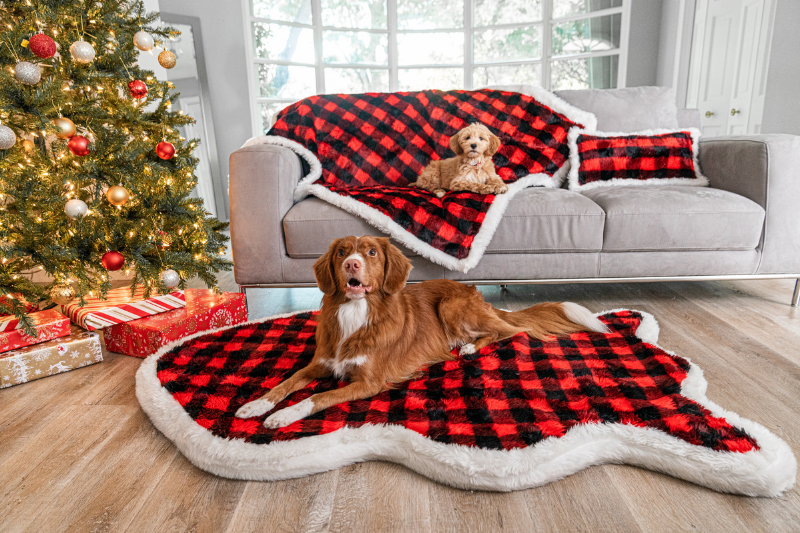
top-left (264, 398), bottom-right (315, 428)
top-left (434, 189), bottom-right (446, 198)
top-left (459, 343), bottom-right (476, 356)
top-left (235, 398), bottom-right (275, 418)
top-left (496, 184), bottom-right (508, 194)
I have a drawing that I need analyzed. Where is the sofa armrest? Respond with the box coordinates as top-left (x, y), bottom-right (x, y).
top-left (699, 134), bottom-right (800, 274)
top-left (229, 144), bottom-right (304, 285)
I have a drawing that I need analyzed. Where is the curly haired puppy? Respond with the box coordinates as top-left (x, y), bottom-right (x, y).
top-left (411, 123), bottom-right (508, 198)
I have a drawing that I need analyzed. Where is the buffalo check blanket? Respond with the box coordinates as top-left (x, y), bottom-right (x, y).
top-left (244, 88), bottom-right (597, 272)
top-left (136, 309), bottom-right (795, 495)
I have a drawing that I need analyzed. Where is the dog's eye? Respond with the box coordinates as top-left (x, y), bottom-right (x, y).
top-left (337, 249), bottom-right (345, 257)
top-left (465, 136), bottom-right (471, 140)
top-left (368, 248), bottom-right (377, 256)
top-left (479, 137), bottom-right (484, 140)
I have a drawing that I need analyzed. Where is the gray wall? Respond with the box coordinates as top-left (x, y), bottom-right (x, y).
top-left (159, 0), bottom-right (253, 221)
top-left (656, 0), bottom-right (696, 107)
top-left (626, 0), bottom-right (663, 87)
top-left (761, 0), bottom-right (800, 135)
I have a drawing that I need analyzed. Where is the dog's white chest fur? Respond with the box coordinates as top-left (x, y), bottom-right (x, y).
top-left (328, 299), bottom-right (369, 379)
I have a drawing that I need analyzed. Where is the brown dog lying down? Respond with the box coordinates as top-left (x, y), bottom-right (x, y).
top-left (411, 123), bottom-right (508, 197)
top-left (236, 236), bottom-right (608, 428)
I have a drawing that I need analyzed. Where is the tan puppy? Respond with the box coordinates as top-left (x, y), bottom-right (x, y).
top-left (235, 236), bottom-right (608, 429)
top-left (412, 123), bottom-right (508, 197)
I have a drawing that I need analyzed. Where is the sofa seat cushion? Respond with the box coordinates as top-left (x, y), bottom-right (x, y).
top-left (283, 188), bottom-right (606, 258)
top-left (582, 186), bottom-right (765, 252)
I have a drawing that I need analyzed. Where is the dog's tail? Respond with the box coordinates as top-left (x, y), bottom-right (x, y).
top-left (495, 302), bottom-right (609, 340)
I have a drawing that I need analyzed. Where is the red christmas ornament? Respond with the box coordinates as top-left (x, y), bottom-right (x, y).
top-left (101, 251), bottom-right (125, 271)
top-left (68, 135), bottom-right (91, 156)
top-left (128, 79), bottom-right (147, 99)
top-left (156, 141), bottom-right (175, 160)
top-left (29, 33), bottom-right (56, 59)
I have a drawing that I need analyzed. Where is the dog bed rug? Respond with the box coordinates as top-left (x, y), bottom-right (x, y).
top-left (243, 88), bottom-right (596, 272)
top-left (135, 309), bottom-right (795, 496)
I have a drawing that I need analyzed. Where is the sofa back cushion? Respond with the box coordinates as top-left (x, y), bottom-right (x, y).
top-left (554, 86), bottom-right (679, 131)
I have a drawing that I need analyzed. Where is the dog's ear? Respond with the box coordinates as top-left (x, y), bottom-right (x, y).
top-left (314, 239), bottom-right (339, 295)
top-left (380, 238), bottom-right (412, 295)
top-left (449, 132), bottom-right (464, 155)
top-left (487, 131), bottom-right (501, 156)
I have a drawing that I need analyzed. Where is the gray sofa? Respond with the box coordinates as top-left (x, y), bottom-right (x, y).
top-left (229, 87), bottom-right (800, 306)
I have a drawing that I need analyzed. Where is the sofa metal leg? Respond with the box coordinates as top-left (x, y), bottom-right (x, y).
top-left (239, 285), bottom-right (250, 317)
top-left (792, 279), bottom-right (800, 307)
top-left (500, 284), bottom-right (508, 290)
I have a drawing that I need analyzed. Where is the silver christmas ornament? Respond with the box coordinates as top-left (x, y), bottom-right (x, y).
top-left (14, 61), bottom-right (41, 85)
top-left (133, 30), bottom-right (155, 51)
top-left (0, 124), bottom-right (16, 150)
top-left (70, 40), bottom-right (96, 63)
top-left (160, 269), bottom-right (180, 288)
top-left (64, 198), bottom-right (88, 219)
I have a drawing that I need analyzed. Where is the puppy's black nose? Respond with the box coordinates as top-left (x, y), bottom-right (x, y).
top-left (470, 143), bottom-right (477, 149)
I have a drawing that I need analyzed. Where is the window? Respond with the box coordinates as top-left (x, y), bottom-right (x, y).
top-left (244, 0), bottom-right (629, 134)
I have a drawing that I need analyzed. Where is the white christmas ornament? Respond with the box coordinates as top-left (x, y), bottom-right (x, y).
top-left (133, 30), bottom-right (155, 51)
top-left (0, 123), bottom-right (16, 150)
top-left (70, 40), bottom-right (96, 63)
top-left (64, 198), bottom-right (89, 219)
top-left (14, 61), bottom-right (41, 85)
top-left (160, 269), bottom-right (180, 288)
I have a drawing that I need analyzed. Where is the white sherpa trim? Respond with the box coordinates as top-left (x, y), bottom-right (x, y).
top-left (567, 127), bottom-right (710, 192)
top-left (243, 135), bottom-right (554, 273)
top-left (136, 308), bottom-right (796, 496)
top-left (476, 85), bottom-right (598, 132)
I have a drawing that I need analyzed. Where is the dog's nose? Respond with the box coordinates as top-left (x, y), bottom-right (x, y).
top-left (470, 143), bottom-right (477, 149)
top-left (345, 258), bottom-right (362, 272)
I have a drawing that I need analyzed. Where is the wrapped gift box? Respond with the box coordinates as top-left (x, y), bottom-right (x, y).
top-left (0, 309), bottom-right (71, 354)
top-left (103, 289), bottom-right (247, 358)
top-left (60, 285), bottom-right (186, 330)
top-left (0, 295), bottom-right (39, 316)
top-left (0, 326), bottom-right (103, 388)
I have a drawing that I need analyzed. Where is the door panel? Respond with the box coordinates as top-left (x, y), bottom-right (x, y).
top-left (728, 0), bottom-right (765, 134)
top-left (697, 0), bottom-right (741, 136)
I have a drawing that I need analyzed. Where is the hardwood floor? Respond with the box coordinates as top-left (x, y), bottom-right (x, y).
top-left (2, 275), bottom-right (799, 532)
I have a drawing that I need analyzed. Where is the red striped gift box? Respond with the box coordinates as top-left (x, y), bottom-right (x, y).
top-left (60, 286), bottom-right (186, 330)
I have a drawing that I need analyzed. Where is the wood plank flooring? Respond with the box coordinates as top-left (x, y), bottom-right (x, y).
top-left (2, 275), bottom-right (799, 533)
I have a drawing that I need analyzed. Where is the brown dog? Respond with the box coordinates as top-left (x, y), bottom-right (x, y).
top-left (235, 236), bottom-right (608, 428)
top-left (412, 123), bottom-right (508, 197)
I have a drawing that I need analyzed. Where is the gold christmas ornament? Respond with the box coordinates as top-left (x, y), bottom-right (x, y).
top-left (22, 139), bottom-right (35, 151)
top-left (53, 117), bottom-right (77, 139)
top-left (50, 282), bottom-right (76, 305)
top-left (158, 49), bottom-right (176, 69)
top-left (106, 185), bottom-right (130, 206)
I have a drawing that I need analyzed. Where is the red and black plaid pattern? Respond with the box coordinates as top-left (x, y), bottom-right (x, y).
top-left (156, 310), bottom-right (758, 453)
top-left (575, 131), bottom-right (697, 186)
top-left (270, 89), bottom-right (585, 260)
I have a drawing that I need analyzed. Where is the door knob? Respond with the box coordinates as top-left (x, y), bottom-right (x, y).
top-left (705, 111), bottom-right (714, 118)
top-left (731, 108), bottom-right (741, 116)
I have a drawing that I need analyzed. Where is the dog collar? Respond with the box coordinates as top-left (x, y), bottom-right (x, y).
top-left (468, 158), bottom-right (482, 167)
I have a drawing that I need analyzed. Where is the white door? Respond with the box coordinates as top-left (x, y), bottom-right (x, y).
top-left (687, 0), bottom-right (774, 136)
top-left (178, 96), bottom-right (217, 218)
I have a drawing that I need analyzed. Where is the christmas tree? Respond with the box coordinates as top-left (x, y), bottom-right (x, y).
top-left (0, 0), bottom-right (232, 333)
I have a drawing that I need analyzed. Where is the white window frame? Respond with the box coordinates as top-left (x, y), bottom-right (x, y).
top-left (243, 0), bottom-right (630, 136)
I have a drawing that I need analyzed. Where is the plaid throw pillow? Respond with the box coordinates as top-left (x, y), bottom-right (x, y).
top-left (567, 128), bottom-right (708, 191)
